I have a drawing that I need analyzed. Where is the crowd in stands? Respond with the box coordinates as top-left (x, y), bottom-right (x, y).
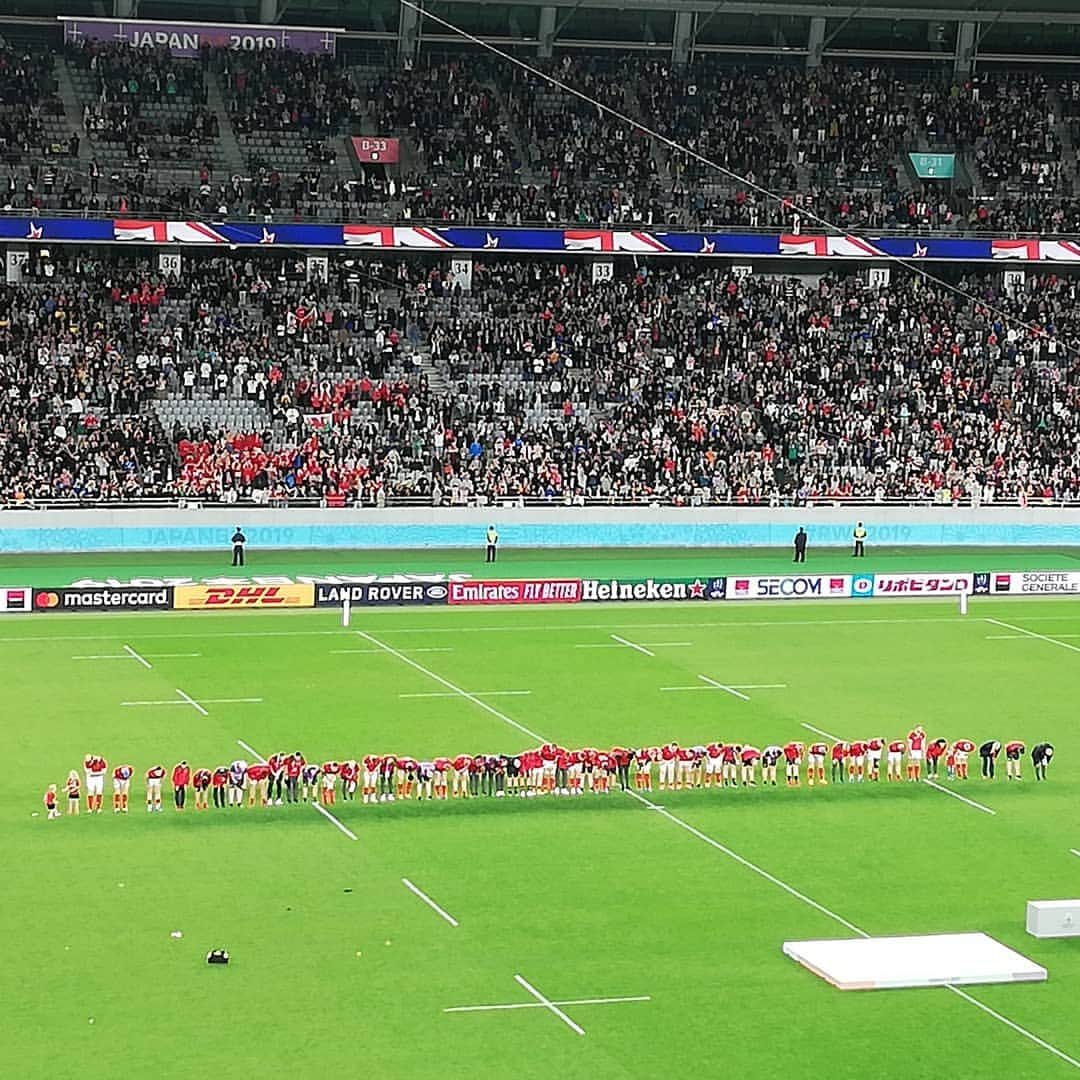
top-left (3, 249), bottom-right (1080, 507)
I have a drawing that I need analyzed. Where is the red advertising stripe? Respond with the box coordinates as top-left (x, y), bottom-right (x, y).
top-left (447, 579), bottom-right (582, 606)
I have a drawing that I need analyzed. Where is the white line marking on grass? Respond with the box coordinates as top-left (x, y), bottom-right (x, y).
top-left (661, 682), bottom-right (786, 691)
top-left (332, 647), bottom-right (454, 654)
top-left (698, 674), bottom-right (749, 700)
top-left (801, 722), bottom-right (841, 741)
top-left (923, 779), bottom-right (996, 815)
top-left (610, 634), bottom-right (654, 657)
top-left (576, 641), bottom-right (691, 649)
top-left (445, 995), bottom-right (650, 1014)
top-left (236, 739), bottom-right (357, 840)
top-left (1070, 849), bottom-right (1080, 859)
top-left (175, 688), bottom-right (208, 716)
top-left (313, 802), bottom-right (358, 841)
top-left (122, 643), bottom-right (152, 669)
top-left (74, 650), bottom-right (201, 661)
top-left (73, 653), bottom-right (129, 660)
top-left (513, 975), bottom-right (585, 1036)
top-left (985, 618), bottom-right (1080, 655)
top-left (356, 631), bottom-right (547, 743)
top-left (399, 690), bottom-right (532, 699)
top-left (402, 878), bottom-right (459, 927)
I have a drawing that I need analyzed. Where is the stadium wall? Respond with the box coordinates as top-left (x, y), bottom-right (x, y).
top-left (1, 506), bottom-right (1079, 553)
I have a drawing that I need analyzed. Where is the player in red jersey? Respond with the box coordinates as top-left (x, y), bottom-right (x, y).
top-left (1005, 740), bottom-right (1025, 781)
top-left (362, 754), bottom-right (383, 803)
top-left (145, 764), bottom-right (166, 812)
top-left (539, 743), bottom-right (557, 794)
top-left (658, 743), bottom-right (678, 790)
top-left (807, 742), bottom-right (827, 787)
top-left (674, 745), bottom-right (695, 790)
top-left (924, 734), bottom-right (950, 777)
top-left (592, 751), bottom-right (611, 793)
top-left (830, 742), bottom-right (849, 784)
top-left (703, 742), bottom-right (723, 788)
top-left (433, 757), bottom-right (451, 799)
top-left (886, 739), bottom-right (905, 782)
top-left (906, 726), bottom-right (926, 782)
top-left (783, 742), bottom-right (803, 787)
top-left (847, 740), bottom-right (866, 783)
top-left (321, 760), bottom-right (341, 804)
top-left (44, 783), bottom-right (59, 820)
top-left (211, 766), bottom-right (229, 808)
top-left (721, 743), bottom-right (740, 788)
top-left (84, 754), bottom-right (107, 813)
top-left (171, 760), bottom-right (190, 810)
top-left (191, 767), bottom-right (212, 810)
top-left (567, 749), bottom-right (584, 795)
top-left (112, 764), bottom-right (133, 813)
top-left (285, 752), bottom-right (305, 803)
top-left (398, 756), bottom-right (419, 800)
top-left (610, 747), bottom-right (632, 791)
top-left (245, 761), bottom-right (270, 806)
top-left (635, 747), bottom-right (655, 791)
top-left (266, 751), bottom-right (287, 806)
top-left (952, 739), bottom-right (974, 780)
top-left (740, 746), bottom-right (761, 786)
top-left (450, 754), bottom-right (471, 799)
top-left (340, 760), bottom-right (359, 801)
top-left (866, 737), bottom-right (884, 781)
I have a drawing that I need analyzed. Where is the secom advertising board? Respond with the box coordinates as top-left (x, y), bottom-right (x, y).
top-left (580, 577), bottom-right (726, 601)
top-left (315, 582), bottom-right (448, 606)
top-left (173, 584), bottom-right (314, 609)
top-left (33, 586), bottom-right (173, 611)
top-left (447, 579), bottom-right (582, 605)
top-left (727, 574), bottom-right (851, 600)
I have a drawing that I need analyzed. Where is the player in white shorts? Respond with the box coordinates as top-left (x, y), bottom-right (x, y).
top-left (145, 764), bottom-right (165, 811)
top-left (886, 740), bottom-right (905, 782)
top-left (658, 744), bottom-right (678, 790)
top-left (84, 754), bottom-right (107, 813)
top-left (112, 764), bottom-right (133, 813)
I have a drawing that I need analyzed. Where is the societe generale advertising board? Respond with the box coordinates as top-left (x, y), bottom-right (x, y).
top-left (982, 571), bottom-right (1080, 595)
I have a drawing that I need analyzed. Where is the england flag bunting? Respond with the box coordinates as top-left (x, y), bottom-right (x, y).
top-left (563, 230), bottom-right (671, 252)
top-left (342, 225), bottom-right (452, 248)
top-left (778, 234), bottom-right (885, 257)
top-left (991, 239), bottom-right (1080, 261)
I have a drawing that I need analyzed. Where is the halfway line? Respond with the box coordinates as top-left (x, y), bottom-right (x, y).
top-left (924, 779), bottom-right (996, 816)
top-left (514, 975), bottom-right (585, 1036)
top-left (445, 995), bottom-right (650, 1014)
top-left (399, 690), bottom-right (531, 699)
top-left (402, 877), bottom-right (459, 927)
top-left (356, 631), bottom-right (546, 743)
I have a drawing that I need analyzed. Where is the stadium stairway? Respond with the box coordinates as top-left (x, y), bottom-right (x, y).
top-left (205, 70), bottom-right (247, 178)
top-left (53, 63), bottom-right (86, 162)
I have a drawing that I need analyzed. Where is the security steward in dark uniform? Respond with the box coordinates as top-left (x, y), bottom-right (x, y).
top-left (231, 526), bottom-right (247, 567)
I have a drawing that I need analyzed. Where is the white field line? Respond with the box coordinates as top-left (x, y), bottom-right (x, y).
top-left (175, 688), bottom-right (209, 716)
top-left (661, 682), bottom-right (786, 691)
top-left (399, 690), bottom-right (531, 699)
top-left (513, 975), bottom-right (585, 1036)
top-left (444, 995), bottom-right (650, 1014)
top-left (923, 779), bottom-right (996, 816)
top-left (122, 697), bottom-right (263, 708)
top-left (985, 618), bottom-right (1080, 655)
top-left (610, 633), bottom-right (654, 657)
top-left (236, 739), bottom-right (356, 840)
top-left (313, 802), bottom-right (359, 841)
top-left (122, 643), bottom-right (152, 669)
top-left (801, 722), bottom-right (842, 741)
top-left (698, 674), bottom-right (749, 701)
top-left (1070, 849), bottom-right (1080, 859)
top-left (402, 877), bottom-right (459, 927)
top-left (0, 614), bottom-right (1020, 644)
top-left (74, 651), bottom-right (202, 660)
top-left (332, 647), bottom-right (454, 654)
top-left (332, 642), bottom-right (1077, 1068)
top-left (575, 642), bottom-right (691, 649)
top-left (356, 631), bottom-right (547, 743)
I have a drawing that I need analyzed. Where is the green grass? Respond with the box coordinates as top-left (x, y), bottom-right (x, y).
top-left (6, 570), bottom-right (1080, 1078)
top-left (0, 543), bottom-right (1078, 586)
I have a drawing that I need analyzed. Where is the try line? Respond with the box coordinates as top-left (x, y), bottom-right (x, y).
top-left (355, 630), bottom-right (1080, 1070)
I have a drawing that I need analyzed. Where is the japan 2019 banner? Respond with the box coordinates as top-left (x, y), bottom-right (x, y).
top-left (61, 17), bottom-right (340, 57)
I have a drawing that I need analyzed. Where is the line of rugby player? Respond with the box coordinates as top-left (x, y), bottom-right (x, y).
top-left (50, 733), bottom-right (1055, 815)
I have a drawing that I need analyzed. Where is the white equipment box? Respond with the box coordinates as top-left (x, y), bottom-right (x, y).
top-left (1027, 900), bottom-right (1080, 938)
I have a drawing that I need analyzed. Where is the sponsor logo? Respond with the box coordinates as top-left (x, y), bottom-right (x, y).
top-left (873, 573), bottom-right (972, 595)
top-left (33, 586), bottom-right (173, 611)
top-left (315, 583), bottom-right (449, 607)
top-left (71, 572), bottom-right (472, 588)
top-left (579, 577), bottom-right (723, 602)
top-left (972, 573), bottom-right (991, 595)
top-left (0, 586), bottom-right (32, 612)
top-left (173, 584), bottom-right (314, 609)
top-left (851, 574), bottom-right (875, 597)
top-left (726, 575), bottom-right (852, 600)
top-left (447, 579), bottom-right (583, 606)
top-left (990, 570), bottom-right (1080, 595)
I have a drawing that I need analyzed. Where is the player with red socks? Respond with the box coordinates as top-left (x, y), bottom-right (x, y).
top-left (952, 739), bottom-right (975, 780)
top-left (907, 726), bottom-right (926, 781)
top-left (321, 760), bottom-right (341, 804)
top-left (84, 753), bottom-right (107, 814)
